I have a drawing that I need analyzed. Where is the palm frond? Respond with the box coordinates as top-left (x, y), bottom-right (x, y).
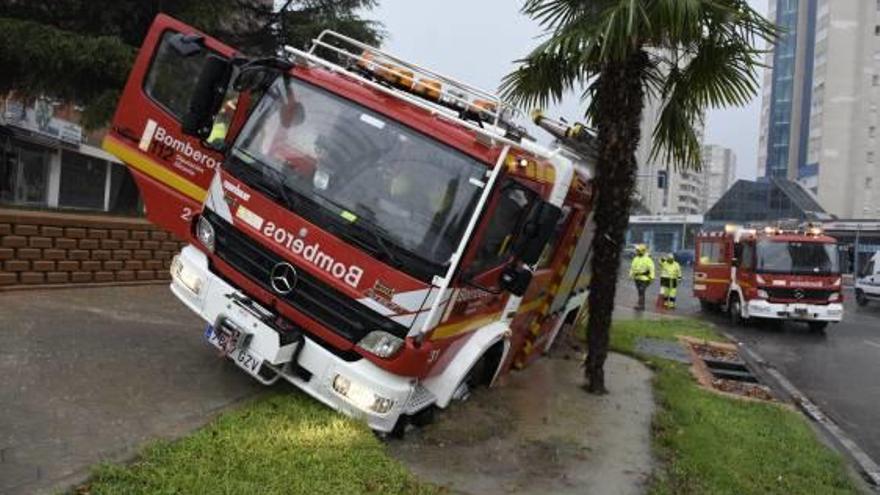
top-left (650, 84), bottom-right (704, 171)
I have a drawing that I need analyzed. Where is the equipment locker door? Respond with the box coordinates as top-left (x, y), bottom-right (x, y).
top-left (694, 237), bottom-right (732, 304)
top-left (103, 14), bottom-right (236, 241)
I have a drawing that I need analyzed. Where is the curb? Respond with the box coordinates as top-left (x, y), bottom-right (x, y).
top-left (720, 330), bottom-right (880, 490)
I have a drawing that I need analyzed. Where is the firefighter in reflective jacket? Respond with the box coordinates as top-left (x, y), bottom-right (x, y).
top-left (629, 245), bottom-right (655, 310)
top-left (659, 254), bottom-right (683, 309)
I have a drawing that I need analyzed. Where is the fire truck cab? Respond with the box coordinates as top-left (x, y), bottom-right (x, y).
top-left (694, 225), bottom-right (843, 332)
top-left (103, 15), bottom-right (596, 432)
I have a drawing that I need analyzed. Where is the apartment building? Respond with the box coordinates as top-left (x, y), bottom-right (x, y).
top-left (758, 0), bottom-right (880, 219)
top-left (701, 144), bottom-right (737, 211)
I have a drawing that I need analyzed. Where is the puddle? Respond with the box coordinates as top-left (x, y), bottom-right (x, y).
top-left (388, 355), bottom-right (654, 495)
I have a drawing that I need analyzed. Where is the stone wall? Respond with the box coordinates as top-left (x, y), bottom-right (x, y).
top-left (0, 208), bottom-right (186, 288)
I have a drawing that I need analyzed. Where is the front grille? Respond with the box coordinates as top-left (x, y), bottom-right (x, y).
top-left (765, 287), bottom-right (832, 302)
top-left (204, 209), bottom-right (408, 343)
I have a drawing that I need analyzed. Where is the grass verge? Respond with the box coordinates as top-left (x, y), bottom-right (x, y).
top-left (606, 317), bottom-right (858, 495)
top-left (80, 394), bottom-right (438, 495)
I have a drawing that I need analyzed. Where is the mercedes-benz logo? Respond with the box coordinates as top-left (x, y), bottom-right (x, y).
top-left (793, 288), bottom-right (805, 300)
top-left (269, 262), bottom-right (297, 295)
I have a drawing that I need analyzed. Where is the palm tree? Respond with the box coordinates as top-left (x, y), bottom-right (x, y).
top-left (502, 0), bottom-right (776, 393)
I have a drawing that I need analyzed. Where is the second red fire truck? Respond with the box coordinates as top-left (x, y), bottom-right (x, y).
top-left (103, 15), bottom-right (596, 432)
top-left (694, 225), bottom-right (843, 331)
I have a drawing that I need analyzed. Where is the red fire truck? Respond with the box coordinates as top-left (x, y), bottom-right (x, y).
top-left (694, 225), bottom-right (843, 332)
top-left (103, 15), bottom-right (596, 432)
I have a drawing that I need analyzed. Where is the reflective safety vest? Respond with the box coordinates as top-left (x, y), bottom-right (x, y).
top-left (630, 254), bottom-right (655, 282)
top-left (660, 260), bottom-right (682, 280)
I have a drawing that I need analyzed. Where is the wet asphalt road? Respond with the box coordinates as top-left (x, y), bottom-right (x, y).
top-left (618, 265), bottom-right (880, 463)
top-left (0, 285), bottom-right (262, 495)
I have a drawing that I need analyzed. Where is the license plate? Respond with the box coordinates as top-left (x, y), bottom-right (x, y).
top-left (205, 325), bottom-right (262, 374)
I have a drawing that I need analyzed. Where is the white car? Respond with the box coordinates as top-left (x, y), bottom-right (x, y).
top-left (855, 251), bottom-right (880, 307)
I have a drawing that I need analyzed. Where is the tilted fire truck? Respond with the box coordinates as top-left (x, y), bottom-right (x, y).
top-left (694, 225), bottom-right (843, 332)
top-left (103, 15), bottom-right (596, 432)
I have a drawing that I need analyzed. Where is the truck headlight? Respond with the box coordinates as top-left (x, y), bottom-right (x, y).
top-left (828, 292), bottom-right (841, 302)
top-left (332, 374), bottom-right (395, 414)
top-left (171, 256), bottom-right (203, 295)
top-left (757, 289), bottom-right (769, 299)
top-left (357, 331), bottom-right (404, 359)
top-left (196, 216), bottom-right (215, 253)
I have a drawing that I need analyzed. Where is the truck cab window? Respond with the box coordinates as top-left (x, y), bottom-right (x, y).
top-left (698, 241), bottom-right (725, 265)
top-left (144, 32), bottom-right (210, 119)
top-left (535, 206), bottom-right (571, 269)
top-left (469, 182), bottom-right (536, 274)
top-left (740, 242), bottom-right (755, 270)
top-left (862, 260), bottom-right (875, 277)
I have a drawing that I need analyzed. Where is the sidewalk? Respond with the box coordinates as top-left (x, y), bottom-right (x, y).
top-left (389, 353), bottom-right (655, 495)
top-left (0, 285), bottom-right (262, 495)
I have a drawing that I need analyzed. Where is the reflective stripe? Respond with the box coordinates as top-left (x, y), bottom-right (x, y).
top-left (103, 135), bottom-right (207, 202)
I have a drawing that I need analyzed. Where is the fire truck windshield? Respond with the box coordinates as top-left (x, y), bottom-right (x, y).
top-left (228, 76), bottom-right (488, 279)
top-left (756, 240), bottom-right (840, 275)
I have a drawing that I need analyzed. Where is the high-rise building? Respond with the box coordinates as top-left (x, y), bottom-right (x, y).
top-left (701, 144), bottom-right (737, 211)
top-left (758, 0), bottom-right (880, 219)
top-left (634, 96), bottom-right (705, 215)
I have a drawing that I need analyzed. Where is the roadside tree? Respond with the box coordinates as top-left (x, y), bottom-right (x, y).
top-left (501, 0), bottom-right (775, 393)
top-left (0, 0), bottom-right (382, 128)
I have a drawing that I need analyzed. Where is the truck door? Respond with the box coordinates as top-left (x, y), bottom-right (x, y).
top-left (433, 180), bottom-right (540, 341)
top-left (103, 14), bottom-right (236, 240)
top-left (694, 236), bottom-right (731, 304)
top-left (736, 241), bottom-right (756, 293)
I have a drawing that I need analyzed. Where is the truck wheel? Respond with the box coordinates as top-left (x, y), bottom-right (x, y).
top-left (728, 296), bottom-right (745, 326)
top-left (453, 342), bottom-right (504, 403)
top-left (808, 321), bottom-right (829, 334)
top-left (856, 290), bottom-right (869, 307)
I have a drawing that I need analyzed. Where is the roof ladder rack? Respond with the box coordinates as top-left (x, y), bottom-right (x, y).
top-left (302, 30), bottom-right (522, 132)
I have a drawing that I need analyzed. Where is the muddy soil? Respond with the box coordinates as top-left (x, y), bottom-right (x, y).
top-left (388, 353), bottom-right (654, 495)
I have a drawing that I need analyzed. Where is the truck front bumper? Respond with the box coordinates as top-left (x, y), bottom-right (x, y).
top-left (746, 299), bottom-right (843, 323)
top-left (169, 245), bottom-right (424, 432)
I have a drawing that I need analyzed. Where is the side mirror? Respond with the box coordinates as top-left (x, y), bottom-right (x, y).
top-left (516, 202), bottom-right (563, 266)
top-left (500, 264), bottom-right (533, 296)
top-left (182, 55), bottom-right (233, 140)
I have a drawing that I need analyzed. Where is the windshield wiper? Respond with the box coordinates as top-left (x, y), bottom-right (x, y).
top-left (345, 221), bottom-right (404, 268)
top-left (230, 148), bottom-right (300, 212)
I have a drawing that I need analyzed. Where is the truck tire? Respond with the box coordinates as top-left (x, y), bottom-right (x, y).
top-left (450, 341), bottom-right (505, 404)
top-left (728, 295), bottom-right (745, 326)
top-left (808, 321), bottom-right (829, 334)
top-left (856, 289), bottom-right (869, 307)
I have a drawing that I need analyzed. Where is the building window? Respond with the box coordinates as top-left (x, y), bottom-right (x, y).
top-left (871, 126), bottom-right (877, 138)
top-left (875, 25), bottom-right (880, 35)
top-left (0, 140), bottom-right (51, 207)
top-left (59, 151), bottom-right (107, 210)
top-left (873, 74), bottom-right (880, 86)
top-left (107, 163), bottom-right (141, 215)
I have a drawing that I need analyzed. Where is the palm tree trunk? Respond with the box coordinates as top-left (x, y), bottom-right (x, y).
top-left (584, 50), bottom-right (648, 394)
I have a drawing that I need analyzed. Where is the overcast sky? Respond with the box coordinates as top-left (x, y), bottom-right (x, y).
top-left (368, 0), bottom-right (769, 180)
